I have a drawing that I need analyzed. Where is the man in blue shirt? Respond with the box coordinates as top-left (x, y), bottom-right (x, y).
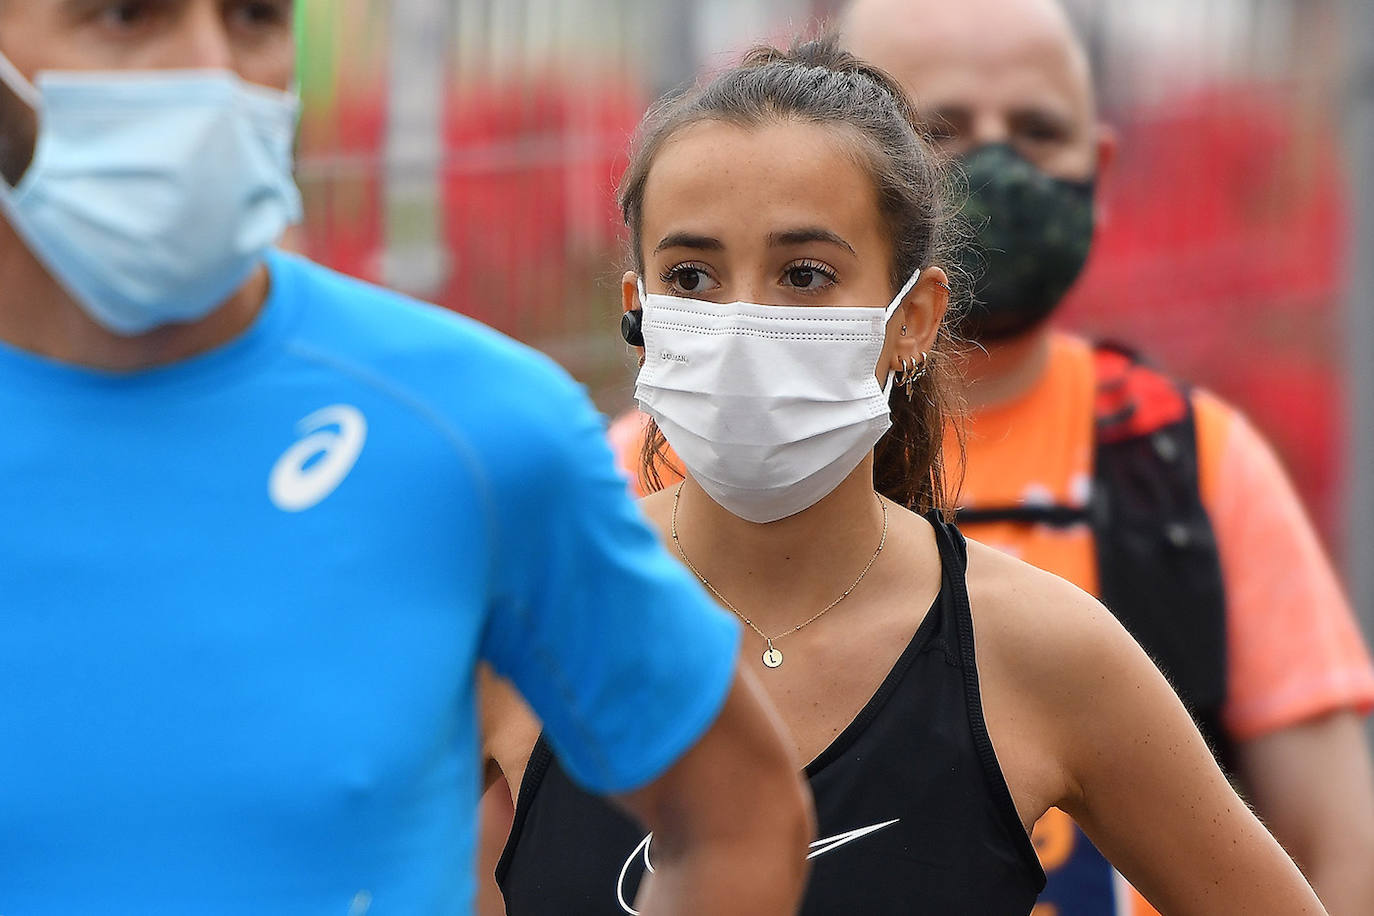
top-left (0, 4), bottom-right (812, 914)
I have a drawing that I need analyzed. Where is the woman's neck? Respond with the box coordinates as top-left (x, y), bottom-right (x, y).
top-left (668, 459), bottom-right (890, 635)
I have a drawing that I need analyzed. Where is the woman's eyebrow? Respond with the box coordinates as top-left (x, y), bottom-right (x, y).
top-left (653, 232), bottom-right (724, 253)
top-left (767, 228), bottom-right (855, 254)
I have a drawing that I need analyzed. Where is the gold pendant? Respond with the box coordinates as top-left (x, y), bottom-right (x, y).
top-left (762, 641), bottom-right (783, 669)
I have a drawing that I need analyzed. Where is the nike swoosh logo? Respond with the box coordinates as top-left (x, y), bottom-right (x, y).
top-left (616, 819), bottom-right (900, 914)
top-left (805, 818), bottom-right (901, 859)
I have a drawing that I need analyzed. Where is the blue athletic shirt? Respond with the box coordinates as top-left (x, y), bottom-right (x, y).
top-left (0, 250), bottom-right (741, 915)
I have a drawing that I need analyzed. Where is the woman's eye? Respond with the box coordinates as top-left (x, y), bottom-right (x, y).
top-left (664, 266), bottom-right (719, 294)
top-left (783, 263), bottom-right (836, 291)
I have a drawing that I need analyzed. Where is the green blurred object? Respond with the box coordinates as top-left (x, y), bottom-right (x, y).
top-left (295, 0), bottom-right (339, 109)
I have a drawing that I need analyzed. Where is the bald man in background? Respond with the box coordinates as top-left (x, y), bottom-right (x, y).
top-left (838, 0), bottom-right (1374, 913)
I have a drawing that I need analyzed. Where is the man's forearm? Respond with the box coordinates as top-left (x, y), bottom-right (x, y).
top-left (1235, 712), bottom-right (1374, 916)
top-left (617, 665), bottom-right (814, 914)
top-left (635, 827), bottom-right (811, 916)
top-left (1306, 852), bottom-right (1374, 916)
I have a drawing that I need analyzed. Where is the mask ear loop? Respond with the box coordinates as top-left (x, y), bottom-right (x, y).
top-left (884, 267), bottom-right (923, 321)
top-left (0, 51), bottom-right (41, 112)
top-left (880, 267), bottom-right (922, 395)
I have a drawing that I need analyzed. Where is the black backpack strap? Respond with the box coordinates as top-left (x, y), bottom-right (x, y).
top-left (955, 504), bottom-right (1090, 528)
top-left (1090, 343), bottom-right (1234, 773)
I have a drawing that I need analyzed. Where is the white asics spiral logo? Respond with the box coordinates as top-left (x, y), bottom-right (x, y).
top-left (269, 405), bottom-right (368, 512)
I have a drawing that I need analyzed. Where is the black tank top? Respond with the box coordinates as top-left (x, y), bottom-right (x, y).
top-left (496, 516), bottom-right (1046, 914)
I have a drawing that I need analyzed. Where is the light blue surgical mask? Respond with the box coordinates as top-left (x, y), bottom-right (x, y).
top-left (0, 53), bottom-right (303, 336)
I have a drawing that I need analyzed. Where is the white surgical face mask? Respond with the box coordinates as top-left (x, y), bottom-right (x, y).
top-left (0, 53), bottom-right (303, 336)
top-left (635, 270), bottom-right (921, 523)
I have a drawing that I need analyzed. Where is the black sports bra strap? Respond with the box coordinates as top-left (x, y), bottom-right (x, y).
top-left (928, 513), bottom-right (1045, 881)
top-left (926, 511), bottom-right (971, 639)
top-left (493, 735), bottom-right (554, 886)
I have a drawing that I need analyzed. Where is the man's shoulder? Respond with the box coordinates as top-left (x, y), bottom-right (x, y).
top-left (1059, 332), bottom-right (1247, 434)
top-left (272, 250), bottom-right (554, 379)
top-left (267, 252), bottom-right (596, 467)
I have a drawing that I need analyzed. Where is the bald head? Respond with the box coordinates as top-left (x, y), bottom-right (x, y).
top-left (842, 0), bottom-right (1101, 180)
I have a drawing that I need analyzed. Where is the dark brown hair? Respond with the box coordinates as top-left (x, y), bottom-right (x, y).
top-left (618, 34), bottom-right (964, 516)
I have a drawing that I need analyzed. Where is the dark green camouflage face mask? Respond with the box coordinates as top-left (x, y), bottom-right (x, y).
top-left (952, 143), bottom-right (1095, 342)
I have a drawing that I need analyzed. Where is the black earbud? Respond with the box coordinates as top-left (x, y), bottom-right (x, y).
top-left (621, 308), bottom-right (645, 347)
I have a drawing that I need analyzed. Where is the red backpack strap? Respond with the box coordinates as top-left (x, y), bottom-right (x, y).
top-left (1092, 341), bottom-right (1190, 444)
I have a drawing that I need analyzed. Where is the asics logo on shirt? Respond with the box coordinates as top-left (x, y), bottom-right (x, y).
top-left (269, 405), bottom-right (368, 512)
top-left (615, 819), bottom-right (900, 914)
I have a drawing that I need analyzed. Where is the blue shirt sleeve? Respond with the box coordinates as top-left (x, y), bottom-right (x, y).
top-left (477, 353), bottom-right (741, 795)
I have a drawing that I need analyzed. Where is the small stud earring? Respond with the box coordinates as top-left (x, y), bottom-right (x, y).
top-left (901, 324), bottom-right (908, 336)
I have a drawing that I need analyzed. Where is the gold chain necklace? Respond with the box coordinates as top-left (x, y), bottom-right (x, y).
top-left (670, 482), bottom-right (889, 669)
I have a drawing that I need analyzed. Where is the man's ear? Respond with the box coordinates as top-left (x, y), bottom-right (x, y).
top-left (621, 270), bottom-right (646, 361)
top-left (1093, 122), bottom-right (1119, 226)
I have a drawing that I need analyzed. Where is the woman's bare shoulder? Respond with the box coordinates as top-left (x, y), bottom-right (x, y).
top-left (964, 538), bottom-right (1104, 637)
top-left (960, 536), bottom-right (1200, 821)
top-left (961, 537), bottom-right (1148, 711)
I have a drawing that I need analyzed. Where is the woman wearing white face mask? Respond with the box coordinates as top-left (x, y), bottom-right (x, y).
top-left (481, 36), bottom-right (1327, 915)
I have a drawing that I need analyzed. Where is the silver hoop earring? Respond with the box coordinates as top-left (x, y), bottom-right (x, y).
top-left (904, 352), bottom-right (929, 401)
